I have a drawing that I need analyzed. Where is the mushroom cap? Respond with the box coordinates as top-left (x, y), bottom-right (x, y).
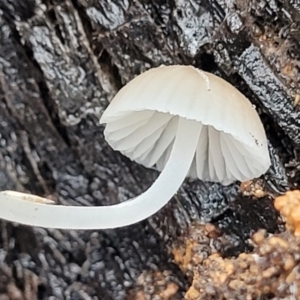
top-left (100, 65), bottom-right (270, 185)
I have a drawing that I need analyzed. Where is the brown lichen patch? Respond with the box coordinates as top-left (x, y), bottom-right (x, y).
top-left (261, 26), bottom-right (298, 79)
top-left (185, 230), bottom-right (300, 300)
top-left (240, 179), bottom-right (269, 198)
top-left (185, 271), bottom-right (201, 300)
top-left (126, 271), bottom-right (180, 300)
top-left (274, 190), bottom-right (300, 236)
top-left (171, 224), bottom-right (220, 279)
top-left (251, 229), bottom-right (267, 245)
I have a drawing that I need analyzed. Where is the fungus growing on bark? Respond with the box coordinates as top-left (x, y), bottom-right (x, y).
top-left (0, 65), bottom-right (271, 229)
top-left (274, 190), bottom-right (300, 236)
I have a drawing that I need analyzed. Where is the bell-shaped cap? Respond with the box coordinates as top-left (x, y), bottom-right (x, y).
top-left (101, 65), bottom-right (270, 185)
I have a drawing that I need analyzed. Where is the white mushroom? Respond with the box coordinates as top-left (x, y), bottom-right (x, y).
top-left (0, 65), bottom-right (271, 229)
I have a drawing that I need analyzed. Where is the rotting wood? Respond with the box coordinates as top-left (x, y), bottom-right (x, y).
top-left (0, 0), bottom-right (299, 299)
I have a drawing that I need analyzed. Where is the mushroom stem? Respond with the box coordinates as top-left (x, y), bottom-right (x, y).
top-left (0, 118), bottom-right (201, 229)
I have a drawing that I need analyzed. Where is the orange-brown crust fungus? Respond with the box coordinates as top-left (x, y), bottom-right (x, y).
top-left (274, 190), bottom-right (300, 236)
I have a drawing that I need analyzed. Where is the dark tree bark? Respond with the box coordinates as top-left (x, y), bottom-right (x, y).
top-left (0, 0), bottom-right (299, 299)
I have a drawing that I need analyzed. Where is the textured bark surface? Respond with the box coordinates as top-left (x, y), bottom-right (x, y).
top-left (0, 0), bottom-right (299, 299)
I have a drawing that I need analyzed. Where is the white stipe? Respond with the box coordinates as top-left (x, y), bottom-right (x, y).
top-left (0, 118), bottom-right (201, 229)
